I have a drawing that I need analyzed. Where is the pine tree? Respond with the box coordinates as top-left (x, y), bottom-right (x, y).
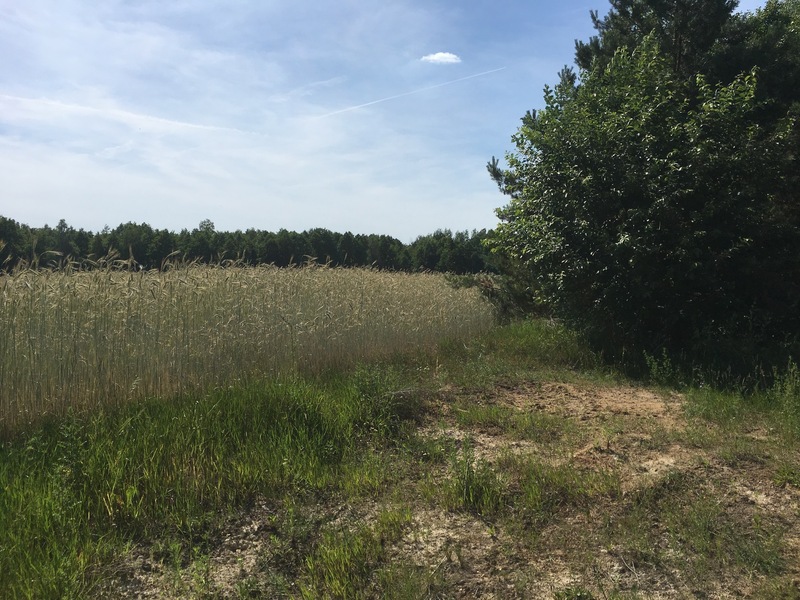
top-left (575, 0), bottom-right (738, 76)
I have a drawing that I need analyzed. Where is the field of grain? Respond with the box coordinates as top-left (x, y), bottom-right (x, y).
top-left (0, 264), bottom-right (494, 432)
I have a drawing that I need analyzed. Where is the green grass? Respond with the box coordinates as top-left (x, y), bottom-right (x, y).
top-left (666, 357), bottom-right (800, 440)
top-left (437, 441), bottom-right (621, 527)
top-left (509, 457), bottom-right (621, 526)
top-left (451, 398), bottom-right (572, 444)
top-left (2, 315), bottom-right (608, 598)
top-left (0, 368), bottom-right (414, 599)
top-left (374, 562), bottom-right (448, 600)
top-left (434, 318), bottom-right (603, 389)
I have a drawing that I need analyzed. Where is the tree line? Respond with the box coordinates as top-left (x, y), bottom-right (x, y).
top-left (0, 216), bottom-right (497, 274)
top-left (489, 0), bottom-right (800, 377)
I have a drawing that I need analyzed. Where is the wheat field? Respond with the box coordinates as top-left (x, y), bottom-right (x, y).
top-left (0, 264), bottom-right (494, 432)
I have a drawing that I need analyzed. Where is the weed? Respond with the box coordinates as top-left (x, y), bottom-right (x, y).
top-left (752, 576), bottom-right (800, 599)
top-left (0, 367), bottom-right (417, 599)
top-left (771, 361), bottom-right (800, 438)
top-left (375, 563), bottom-right (448, 599)
top-left (2, 314), bottom-right (797, 598)
top-left (433, 318), bottom-right (603, 389)
top-left (508, 410), bottom-right (570, 443)
top-left (485, 318), bottom-right (599, 372)
top-left (717, 435), bottom-right (768, 467)
top-left (774, 461), bottom-right (800, 487)
top-left (453, 402), bottom-right (513, 430)
top-left (644, 348), bottom-right (687, 388)
top-left (451, 399), bottom-right (569, 444)
top-left (665, 496), bottom-right (783, 576)
top-left (685, 386), bottom-right (748, 426)
top-left (403, 432), bottom-right (457, 466)
top-left (234, 576), bottom-right (261, 599)
top-left (443, 440), bottom-right (508, 517)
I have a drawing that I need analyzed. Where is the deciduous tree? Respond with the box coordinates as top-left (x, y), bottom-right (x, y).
top-left (490, 38), bottom-right (799, 369)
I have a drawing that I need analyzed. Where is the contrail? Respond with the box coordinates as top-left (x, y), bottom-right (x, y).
top-left (318, 67), bottom-right (506, 118)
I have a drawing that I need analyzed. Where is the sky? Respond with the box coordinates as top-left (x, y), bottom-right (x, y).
top-left (0, 0), bottom-right (768, 241)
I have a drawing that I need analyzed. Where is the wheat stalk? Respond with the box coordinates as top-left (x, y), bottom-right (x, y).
top-left (0, 264), bottom-right (493, 433)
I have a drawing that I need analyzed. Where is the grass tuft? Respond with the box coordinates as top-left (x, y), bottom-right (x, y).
top-left (444, 441), bottom-right (508, 517)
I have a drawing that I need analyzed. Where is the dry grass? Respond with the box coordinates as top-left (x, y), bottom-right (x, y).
top-left (0, 264), bottom-right (493, 432)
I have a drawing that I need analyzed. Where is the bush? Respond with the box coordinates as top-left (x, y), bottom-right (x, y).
top-left (489, 37), bottom-right (800, 374)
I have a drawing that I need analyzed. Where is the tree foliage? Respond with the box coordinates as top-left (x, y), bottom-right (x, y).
top-left (490, 23), bottom-right (800, 370)
top-left (0, 216), bottom-right (498, 275)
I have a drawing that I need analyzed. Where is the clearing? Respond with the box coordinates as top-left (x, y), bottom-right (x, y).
top-left (103, 376), bottom-right (800, 599)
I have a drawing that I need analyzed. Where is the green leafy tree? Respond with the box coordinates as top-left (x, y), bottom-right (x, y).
top-left (306, 228), bottom-right (340, 264)
top-left (0, 216), bottom-right (25, 269)
top-left (148, 229), bottom-right (175, 268)
top-left (181, 219), bottom-right (218, 263)
top-left (54, 219), bottom-right (79, 258)
top-left (490, 38), bottom-right (799, 369)
top-left (410, 230), bottom-right (495, 274)
top-left (216, 229), bottom-right (246, 262)
top-left (411, 231), bottom-right (449, 271)
top-left (365, 234), bottom-right (409, 270)
top-left (88, 226), bottom-right (112, 260)
top-left (337, 231), bottom-right (368, 266)
top-left (111, 222), bottom-right (155, 267)
top-left (273, 229), bottom-right (312, 266)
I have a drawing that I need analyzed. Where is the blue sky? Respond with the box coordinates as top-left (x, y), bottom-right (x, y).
top-left (0, 0), bottom-right (767, 241)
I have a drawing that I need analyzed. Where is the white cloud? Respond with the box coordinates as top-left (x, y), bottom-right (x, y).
top-left (420, 52), bottom-right (461, 64)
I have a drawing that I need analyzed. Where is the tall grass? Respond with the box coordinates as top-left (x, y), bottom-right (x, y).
top-left (0, 369), bottom-right (415, 598)
top-left (0, 264), bottom-right (493, 433)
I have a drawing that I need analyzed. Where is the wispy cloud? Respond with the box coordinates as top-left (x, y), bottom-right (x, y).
top-left (421, 52), bottom-right (462, 64)
top-left (0, 94), bottom-right (251, 135)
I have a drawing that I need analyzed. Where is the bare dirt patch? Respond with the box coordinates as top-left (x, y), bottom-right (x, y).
top-left (500, 381), bottom-right (684, 428)
top-left (391, 508), bottom-right (526, 598)
top-left (417, 423), bottom-right (539, 465)
top-left (408, 380), bottom-right (800, 598)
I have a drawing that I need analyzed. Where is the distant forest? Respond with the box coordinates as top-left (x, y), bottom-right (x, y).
top-left (0, 216), bottom-right (497, 274)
